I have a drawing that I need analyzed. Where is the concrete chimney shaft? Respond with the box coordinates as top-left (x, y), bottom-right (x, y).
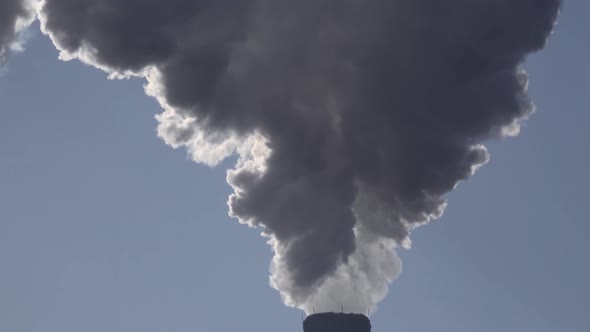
top-left (303, 313), bottom-right (371, 332)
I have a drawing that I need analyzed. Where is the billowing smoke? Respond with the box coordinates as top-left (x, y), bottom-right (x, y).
top-left (0, 0), bottom-right (35, 63)
top-left (12, 0), bottom-right (561, 314)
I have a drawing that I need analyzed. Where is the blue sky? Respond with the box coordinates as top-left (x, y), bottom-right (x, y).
top-left (1, 2), bottom-right (588, 332)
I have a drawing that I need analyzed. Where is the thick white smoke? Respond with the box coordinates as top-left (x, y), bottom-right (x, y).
top-left (3, 0), bottom-right (560, 314)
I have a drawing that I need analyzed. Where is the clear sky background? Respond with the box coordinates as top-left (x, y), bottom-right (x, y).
top-left (1, 2), bottom-right (588, 332)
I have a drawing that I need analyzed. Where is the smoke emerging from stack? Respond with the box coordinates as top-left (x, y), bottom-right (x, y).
top-left (3, 0), bottom-right (560, 314)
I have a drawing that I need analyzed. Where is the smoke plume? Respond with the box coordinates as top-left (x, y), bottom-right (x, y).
top-left (0, 0), bottom-right (35, 63)
top-left (13, 0), bottom-right (562, 313)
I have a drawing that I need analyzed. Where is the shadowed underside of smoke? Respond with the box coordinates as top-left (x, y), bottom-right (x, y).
top-left (3, 0), bottom-right (560, 314)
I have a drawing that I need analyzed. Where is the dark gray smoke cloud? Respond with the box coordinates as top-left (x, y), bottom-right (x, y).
top-left (0, 0), bottom-right (35, 63)
top-left (34, 0), bottom-right (560, 313)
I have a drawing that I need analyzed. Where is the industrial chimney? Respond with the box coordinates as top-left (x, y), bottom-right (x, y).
top-left (303, 313), bottom-right (371, 332)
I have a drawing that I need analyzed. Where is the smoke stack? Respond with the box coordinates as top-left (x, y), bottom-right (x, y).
top-left (303, 313), bottom-right (371, 332)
